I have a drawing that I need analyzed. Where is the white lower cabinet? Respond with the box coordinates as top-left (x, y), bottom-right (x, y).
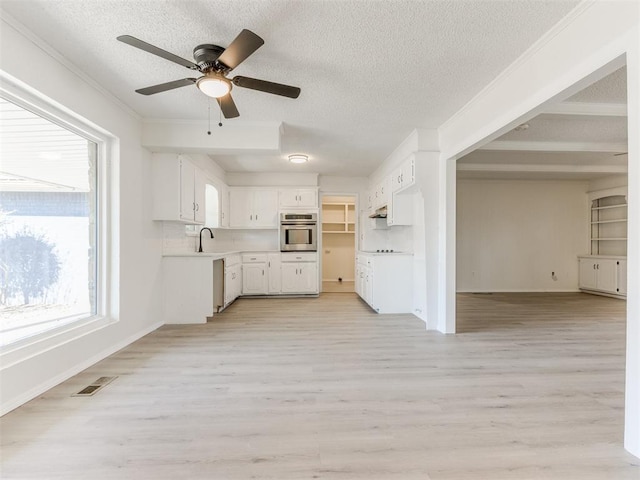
top-left (242, 253), bottom-right (268, 295)
top-left (281, 252), bottom-right (318, 294)
top-left (162, 257), bottom-right (215, 324)
top-left (224, 255), bottom-right (242, 307)
top-left (578, 256), bottom-right (626, 297)
top-left (268, 253), bottom-right (281, 294)
top-left (356, 253), bottom-right (413, 313)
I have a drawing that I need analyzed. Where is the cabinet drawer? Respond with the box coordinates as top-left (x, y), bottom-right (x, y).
top-left (242, 253), bottom-right (268, 263)
top-left (281, 252), bottom-right (316, 262)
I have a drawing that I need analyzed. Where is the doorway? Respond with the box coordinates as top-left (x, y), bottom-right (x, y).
top-left (321, 194), bottom-right (357, 293)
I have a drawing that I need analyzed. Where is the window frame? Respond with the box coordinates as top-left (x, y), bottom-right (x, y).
top-left (0, 76), bottom-right (115, 356)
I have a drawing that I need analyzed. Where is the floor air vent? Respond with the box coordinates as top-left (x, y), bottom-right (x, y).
top-left (72, 376), bottom-right (117, 397)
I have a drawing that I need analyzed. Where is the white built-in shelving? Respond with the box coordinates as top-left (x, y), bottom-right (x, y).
top-left (589, 194), bottom-right (627, 256)
top-left (322, 201), bottom-right (356, 234)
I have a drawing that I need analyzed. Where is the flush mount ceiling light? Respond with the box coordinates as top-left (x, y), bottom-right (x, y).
top-left (196, 74), bottom-right (231, 98)
top-left (288, 154), bottom-right (308, 164)
top-left (514, 123), bottom-right (530, 131)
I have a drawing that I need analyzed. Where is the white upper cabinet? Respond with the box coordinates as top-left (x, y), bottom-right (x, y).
top-left (391, 156), bottom-right (415, 193)
top-left (152, 153), bottom-right (206, 224)
top-left (371, 177), bottom-right (391, 211)
top-left (229, 188), bottom-right (279, 228)
top-left (279, 188), bottom-right (318, 209)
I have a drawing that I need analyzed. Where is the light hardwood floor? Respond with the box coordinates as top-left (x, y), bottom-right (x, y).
top-left (322, 280), bottom-right (355, 293)
top-left (1, 292), bottom-right (637, 479)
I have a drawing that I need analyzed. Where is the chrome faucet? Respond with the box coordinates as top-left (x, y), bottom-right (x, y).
top-left (198, 227), bottom-right (214, 253)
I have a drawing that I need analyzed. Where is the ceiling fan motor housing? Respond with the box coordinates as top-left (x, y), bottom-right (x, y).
top-left (193, 44), bottom-right (228, 72)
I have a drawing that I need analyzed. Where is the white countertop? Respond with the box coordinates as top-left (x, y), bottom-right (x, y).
top-left (163, 251), bottom-right (238, 258)
top-left (162, 250), bottom-right (282, 258)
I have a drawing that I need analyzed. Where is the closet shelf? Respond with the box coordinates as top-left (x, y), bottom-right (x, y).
top-left (590, 219), bottom-right (627, 224)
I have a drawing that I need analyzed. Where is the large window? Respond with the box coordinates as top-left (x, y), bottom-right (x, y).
top-left (0, 97), bottom-right (100, 346)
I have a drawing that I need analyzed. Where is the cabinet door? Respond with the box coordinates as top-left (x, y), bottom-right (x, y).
top-left (391, 166), bottom-right (403, 193)
top-left (253, 189), bottom-right (279, 227)
top-left (401, 158), bottom-right (415, 189)
top-left (596, 259), bottom-right (617, 293)
top-left (180, 158), bottom-right (196, 221)
top-left (279, 190), bottom-right (299, 209)
top-left (242, 263), bottom-right (267, 295)
top-left (297, 189), bottom-right (318, 208)
top-left (229, 189), bottom-right (253, 228)
top-left (193, 170), bottom-right (206, 224)
top-left (268, 253), bottom-right (281, 294)
top-left (364, 268), bottom-right (374, 307)
top-left (617, 260), bottom-right (627, 295)
top-left (233, 265), bottom-right (242, 299)
top-left (280, 263), bottom-right (299, 293)
top-left (380, 177), bottom-right (391, 207)
top-left (224, 269), bottom-right (234, 306)
top-left (298, 263), bottom-right (318, 293)
top-left (579, 258), bottom-right (598, 290)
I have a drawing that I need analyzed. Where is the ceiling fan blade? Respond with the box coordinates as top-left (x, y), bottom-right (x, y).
top-left (117, 35), bottom-right (199, 70)
top-left (217, 29), bottom-right (264, 70)
top-left (232, 76), bottom-right (300, 98)
top-left (216, 93), bottom-right (240, 118)
top-left (135, 78), bottom-right (197, 95)
top-left (614, 152), bottom-right (628, 156)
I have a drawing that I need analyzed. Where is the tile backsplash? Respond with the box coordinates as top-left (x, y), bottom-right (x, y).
top-left (162, 223), bottom-right (279, 254)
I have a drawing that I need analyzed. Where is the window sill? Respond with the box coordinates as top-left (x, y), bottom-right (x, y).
top-left (0, 315), bottom-right (117, 370)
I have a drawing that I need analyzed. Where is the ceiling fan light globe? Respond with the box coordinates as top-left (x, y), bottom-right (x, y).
top-left (197, 76), bottom-right (231, 98)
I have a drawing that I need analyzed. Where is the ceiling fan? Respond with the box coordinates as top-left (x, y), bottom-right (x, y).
top-left (117, 29), bottom-right (301, 119)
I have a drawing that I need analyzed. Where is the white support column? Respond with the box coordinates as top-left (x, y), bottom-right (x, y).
top-left (415, 151), bottom-right (441, 331)
top-left (438, 156), bottom-right (457, 333)
top-left (624, 24), bottom-right (640, 459)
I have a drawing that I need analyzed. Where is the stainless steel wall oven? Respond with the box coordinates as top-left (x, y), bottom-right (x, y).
top-left (280, 213), bottom-right (317, 252)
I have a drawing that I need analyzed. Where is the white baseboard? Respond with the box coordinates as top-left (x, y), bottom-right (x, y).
top-left (456, 289), bottom-right (581, 293)
top-left (1, 320), bottom-right (163, 416)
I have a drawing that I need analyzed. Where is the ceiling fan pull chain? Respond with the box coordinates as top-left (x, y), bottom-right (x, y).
top-left (219, 104), bottom-right (223, 127)
top-left (207, 97), bottom-right (212, 135)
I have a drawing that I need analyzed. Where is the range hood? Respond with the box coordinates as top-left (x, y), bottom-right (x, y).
top-left (369, 205), bottom-right (388, 218)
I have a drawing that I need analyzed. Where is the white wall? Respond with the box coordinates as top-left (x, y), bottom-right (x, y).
top-left (0, 16), bottom-right (164, 414)
top-left (456, 179), bottom-right (589, 292)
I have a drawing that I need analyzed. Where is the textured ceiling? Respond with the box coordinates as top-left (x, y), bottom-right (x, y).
top-left (0, 0), bottom-right (582, 176)
top-left (459, 64), bottom-right (629, 180)
top-left (496, 114), bottom-right (627, 144)
top-left (567, 66), bottom-right (627, 103)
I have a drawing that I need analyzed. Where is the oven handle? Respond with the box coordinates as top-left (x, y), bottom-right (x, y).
top-left (281, 223), bottom-right (317, 227)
